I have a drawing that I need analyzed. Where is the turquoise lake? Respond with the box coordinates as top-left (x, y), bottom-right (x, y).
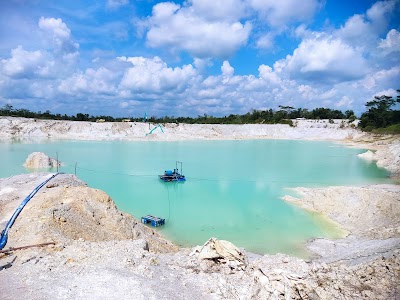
top-left (0, 139), bottom-right (391, 256)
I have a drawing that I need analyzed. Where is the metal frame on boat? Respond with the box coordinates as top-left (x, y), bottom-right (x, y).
top-left (159, 161), bottom-right (186, 182)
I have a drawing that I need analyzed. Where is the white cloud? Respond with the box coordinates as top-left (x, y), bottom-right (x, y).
top-left (144, 2), bottom-right (251, 58)
top-left (197, 85), bottom-right (226, 99)
top-left (221, 61), bottom-right (234, 77)
top-left (0, 46), bottom-right (49, 78)
top-left (190, 0), bottom-right (248, 21)
top-left (249, 0), bottom-right (320, 27)
top-left (29, 82), bottom-right (55, 99)
top-left (365, 0), bottom-right (396, 32)
top-left (258, 64), bottom-right (281, 84)
top-left (358, 66), bottom-right (400, 90)
top-left (58, 67), bottom-right (118, 95)
top-left (374, 88), bottom-right (398, 98)
top-left (1, 1), bottom-right (399, 118)
top-left (298, 84), bottom-right (314, 99)
top-left (379, 29), bottom-right (400, 54)
top-left (294, 24), bottom-right (313, 39)
top-left (337, 14), bottom-right (370, 45)
top-left (141, 0), bottom-right (322, 56)
top-left (119, 56), bottom-right (197, 93)
top-left (39, 17), bottom-right (70, 40)
top-left (2, 50), bottom-right (398, 117)
top-left (0, 17), bottom-right (81, 83)
top-left (119, 101), bottom-right (129, 108)
top-left (107, 0), bottom-right (129, 9)
top-left (336, 0), bottom-right (396, 47)
top-left (256, 34), bottom-right (274, 49)
top-left (336, 96), bottom-right (353, 108)
top-left (320, 88), bottom-right (337, 99)
top-left (284, 36), bottom-right (368, 83)
top-left (38, 17), bottom-right (79, 55)
top-left (193, 57), bottom-right (212, 71)
top-left (151, 2), bottom-right (180, 20)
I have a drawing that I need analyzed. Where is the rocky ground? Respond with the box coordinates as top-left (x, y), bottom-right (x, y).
top-left (0, 117), bottom-right (399, 299)
top-left (283, 185), bottom-right (400, 240)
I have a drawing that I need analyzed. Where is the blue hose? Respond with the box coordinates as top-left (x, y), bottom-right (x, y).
top-left (0, 173), bottom-right (59, 250)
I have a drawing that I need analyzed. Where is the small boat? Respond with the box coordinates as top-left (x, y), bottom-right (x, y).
top-left (160, 161), bottom-right (186, 182)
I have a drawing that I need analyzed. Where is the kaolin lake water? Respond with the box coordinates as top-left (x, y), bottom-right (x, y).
top-left (0, 139), bottom-right (391, 257)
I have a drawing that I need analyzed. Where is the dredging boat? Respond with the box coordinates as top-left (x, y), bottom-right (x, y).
top-left (160, 161), bottom-right (186, 182)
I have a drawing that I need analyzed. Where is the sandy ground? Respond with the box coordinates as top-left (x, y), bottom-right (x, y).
top-left (0, 116), bottom-right (364, 141)
top-left (0, 117), bottom-right (399, 299)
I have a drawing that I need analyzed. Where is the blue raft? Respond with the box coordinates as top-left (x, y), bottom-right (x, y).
top-left (141, 215), bottom-right (165, 227)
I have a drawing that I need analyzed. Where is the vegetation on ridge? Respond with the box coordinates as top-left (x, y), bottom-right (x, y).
top-left (1, 89), bottom-right (399, 134)
top-left (359, 90), bottom-right (400, 134)
top-left (0, 104), bottom-right (354, 125)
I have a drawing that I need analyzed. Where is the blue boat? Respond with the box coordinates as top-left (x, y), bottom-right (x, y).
top-left (160, 161), bottom-right (186, 182)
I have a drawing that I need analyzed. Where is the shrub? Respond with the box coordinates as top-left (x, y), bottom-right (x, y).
top-left (363, 125), bottom-right (374, 132)
top-left (348, 115), bottom-right (356, 122)
top-left (278, 119), bottom-right (294, 127)
top-left (372, 124), bottom-right (400, 134)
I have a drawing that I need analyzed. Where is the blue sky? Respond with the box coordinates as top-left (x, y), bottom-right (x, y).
top-left (0, 0), bottom-right (399, 117)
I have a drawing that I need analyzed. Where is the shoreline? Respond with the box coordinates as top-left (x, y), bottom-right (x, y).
top-left (1, 117), bottom-right (399, 298)
top-left (1, 116), bottom-right (399, 246)
top-left (0, 173), bottom-right (398, 299)
top-left (1, 115), bottom-right (399, 173)
top-left (282, 184), bottom-right (400, 262)
top-left (1, 117), bottom-right (399, 242)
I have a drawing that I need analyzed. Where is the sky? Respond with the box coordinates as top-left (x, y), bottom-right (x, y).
top-left (0, 0), bottom-right (399, 117)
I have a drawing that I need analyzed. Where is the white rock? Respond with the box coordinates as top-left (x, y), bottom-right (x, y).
top-left (198, 237), bottom-right (247, 266)
top-left (23, 152), bottom-right (60, 169)
top-left (357, 150), bottom-right (375, 161)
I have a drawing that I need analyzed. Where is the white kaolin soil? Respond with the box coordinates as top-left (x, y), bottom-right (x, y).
top-left (0, 117), bottom-right (399, 299)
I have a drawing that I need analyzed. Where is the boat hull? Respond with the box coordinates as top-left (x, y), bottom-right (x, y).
top-left (159, 175), bottom-right (186, 182)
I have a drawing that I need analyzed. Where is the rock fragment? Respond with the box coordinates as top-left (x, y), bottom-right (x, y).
top-left (23, 152), bottom-right (60, 169)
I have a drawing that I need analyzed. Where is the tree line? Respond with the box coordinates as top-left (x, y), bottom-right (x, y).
top-left (1, 90), bottom-right (399, 133)
top-left (152, 106), bottom-right (357, 125)
top-left (0, 104), bottom-right (355, 125)
top-left (0, 105), bottom-right (124, 122)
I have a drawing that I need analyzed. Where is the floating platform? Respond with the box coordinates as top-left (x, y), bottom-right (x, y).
top-left (159, 169), bottom-right (186, 182)
top-left (160, 161), bottom-right (186, 182)
top-left (141, 215), bottom-right (165, 227)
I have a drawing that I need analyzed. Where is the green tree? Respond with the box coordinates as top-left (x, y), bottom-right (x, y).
top-left (0, 104), bottom-right (14, 116)
top-left (74, 113), bottom-right (90, 121)
top-left (359, 90), bottom-right (400, 129)
top-left (344, 110), bottom-right (355, 119)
